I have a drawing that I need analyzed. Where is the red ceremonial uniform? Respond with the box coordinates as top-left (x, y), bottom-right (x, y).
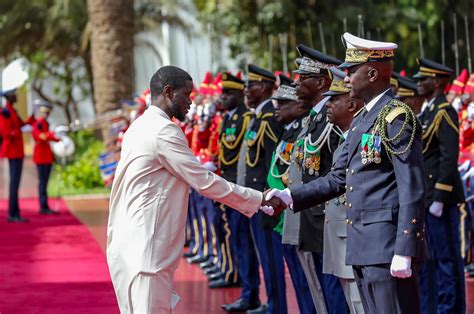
top-left (0, 102), bottom-right (31, 159)
top-left (32, 116), bottom-right (59, 164)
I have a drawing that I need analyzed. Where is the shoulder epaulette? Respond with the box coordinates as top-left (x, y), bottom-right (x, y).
top-left (353, 107), bottom-right (365, 118)
top-left (261, 112), bottom-right (274, 120)
top-left (438, 102), bottom-right (450, 109)
top-left (243, 111), bottom-right (253, 117)
top-left (384, 99), bottom-right (413, 124)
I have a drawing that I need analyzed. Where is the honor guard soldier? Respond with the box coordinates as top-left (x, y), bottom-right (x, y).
top-left (208, 72), bottom-right (252, 288)
top-left (414, 58), bottom-right (466, 314)
top-left (223, 64), bottom-right (285, 313)
top-left (267, 74), bottom-right (316, 314)
top-left (292, 43), bottom-right (346, 314)
top-left (32, 100), bottom-right (60, 215)
top-left (1, 89), bottom-right (34, 222)
top-left (267, 32), bottom-right (428, 313)
top-left (396, 76), bottom-right (425, 115)
top-left (321, 67), bottom-right (365, 313)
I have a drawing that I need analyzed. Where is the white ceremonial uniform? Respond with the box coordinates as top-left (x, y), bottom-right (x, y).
top-left (107, 106), bottom-right (262, 314)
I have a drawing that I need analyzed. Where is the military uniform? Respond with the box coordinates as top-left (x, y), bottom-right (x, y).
top-left (289, 33), bottom-right (428, 313)
top-left (414, 58), bottom-right (466, 314)
top-left (291, 44), bottom-right (346, 314)
top-left (32, 101), bottom-right (60, 213)
top-left (267, 75), bottom-right (316, 314)
top-left (1, 90), bottom-right (34, 222)
top-left (212, 73), bottom-right (253, 287)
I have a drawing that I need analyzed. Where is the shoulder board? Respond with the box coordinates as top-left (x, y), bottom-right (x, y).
top-left (438, 102), bottom-right (450, 109)
top-left (353, 107), bottom-right (365, 118)
top-left (261, 112), bottom-right (274, 120)
top-left (385, 99), bottom-right (412, 124)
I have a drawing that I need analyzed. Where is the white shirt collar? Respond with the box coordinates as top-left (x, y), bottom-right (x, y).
top-left (420, 97), bottom-right (436, 115)
top-left (343, 130), bottom-right (349, 139)
top-left (312, 96), bottom-right (330, 113)
top-left (285, 119), bottom-right (297, 130)
top-left (365, 89), bottom-right (390, 112)
top-left (227, 107), bottom-right (238, 117)
top-left (254, 99), bottom-right (270, 116)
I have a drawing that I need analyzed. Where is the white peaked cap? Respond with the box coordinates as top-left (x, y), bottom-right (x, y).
top-left (342, 32), bottom-right (398, 50)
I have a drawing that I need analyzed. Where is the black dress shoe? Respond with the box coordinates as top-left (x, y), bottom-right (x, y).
top-left (39, 208), bottom-right (59, 215)
top-left (204, 264), bottom-right (220, 275)
top-left (187, 255), bottom-right (208, 264)
top-left (7, 216), bottom-right (29, 223)
top-left (246, 304), bottom-right (268, 314)
top-left (183, 251), bottom-right (196, 258)
top-left (222, 298), bottom-right (261, 312)
top-left (208, 271), bottom-right (224, 281)
top-left (199, 258), bottom-right (215, 269)
top-left (209, 278), bottom-right (240, 289)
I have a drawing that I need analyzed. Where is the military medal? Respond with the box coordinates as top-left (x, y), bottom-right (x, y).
top-left (361, 133), bottom-right (382, 165)
top-left (373, 136), bottom-right (382, 164)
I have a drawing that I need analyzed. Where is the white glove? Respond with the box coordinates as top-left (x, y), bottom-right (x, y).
top-left (458, 160), bottom-right (471, 172)
top-left (462, 167), bottom-right (474, 181)
top-left (390, 255), bottom-right (412, 278)
top-left (259, 205), bottom-right (275, 216)
top-left (265, 188), bottom-right (293, 209)
top-left (203, 161), bottom-right (217, 172)
top-left (429, 201), bottom-right (444, 217)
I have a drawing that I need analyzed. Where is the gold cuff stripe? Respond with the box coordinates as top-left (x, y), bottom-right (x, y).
top-left (435, 182), bottom-right (453, 192)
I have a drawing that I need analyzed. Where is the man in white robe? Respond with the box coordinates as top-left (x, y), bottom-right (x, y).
top-left (107, 66), bottom-right (281, 313)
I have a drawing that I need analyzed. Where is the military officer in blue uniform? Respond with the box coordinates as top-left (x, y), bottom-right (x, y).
top-left (322, 67), bottom-right (365, 313)
top-left (209, 72), bottom-right (252, 288)
top-left (292, 43), bottom-right (347, 314)
top-left (223, 64), bottom-right (285, 313)
top-left (267, 74), bottom-right (316, 314)
top-left (414, 58), bottom-right (466, 314)
top-left (396, 76), bottom-right (425, 115)
top-left (266, 32), bottom-right (428, 313)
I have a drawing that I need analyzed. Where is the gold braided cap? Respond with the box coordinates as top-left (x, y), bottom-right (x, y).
top-left (248, 72), bottom-right (275, 82)
top-left (329, 80), bottom-right (350, 94)
top-left (345, 48), bottom-right (394, 63)
top-left (397, 87), bottom-right (415, 97)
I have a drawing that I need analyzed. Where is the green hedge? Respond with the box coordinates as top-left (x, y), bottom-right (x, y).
top-left (48, 130), bottom-right (110, 196)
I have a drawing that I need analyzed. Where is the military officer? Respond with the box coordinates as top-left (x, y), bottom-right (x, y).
top-left (32, 100), bottom-right (60, 215)
top-left (322, 67), bottom-right (365, 313)
top-left (1, 89), bottom-right (34, 222)
top-left (396, 76), bottom-right (425, 115)
top-left (268, 74), bottom-right (316, 314)
top-left (223, 64), bottom-right (285, 313)
top-left (267, 32), bottom-right (428, 313)
top-left (208, 72), bottom-right (252, 288)
top-left (292, 43), bottom-right (347, 314)
top-left (414, 58), bottom-right (466, 314)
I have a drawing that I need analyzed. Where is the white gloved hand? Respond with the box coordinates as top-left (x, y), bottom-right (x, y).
top-left (203, 161), bottom-right (217, 172)
top-left (429, 201), bottom-right (444, 217)
top-left (462, 167), bottom-right (474, 181)
top-left (265, 188), bottom-right (293, 209)
top-left (259, 205), bottom-right (275, 216)
top-left (390, 255), bottom-right (412, 278)
top-left (458, 160), bottom-right (471, 172)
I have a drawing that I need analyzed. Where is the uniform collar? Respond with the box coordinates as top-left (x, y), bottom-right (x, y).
top-left (365, 88), bottom-right (390, 112)
top-left (254, 99), bottom-right (270, 116)
top-left (312, 96), bottom-right (330, 114)
top-left (285, 119), bottom-right (297, 130)
top-left (227, 107), bottom-right (238, 117)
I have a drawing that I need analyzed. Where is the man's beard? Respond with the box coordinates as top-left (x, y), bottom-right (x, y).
top-left (171, 101), bottom-right (185, 121)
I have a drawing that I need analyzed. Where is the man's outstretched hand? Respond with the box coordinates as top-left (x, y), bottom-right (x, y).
top-left (259, 190), bottom-right (288, 216)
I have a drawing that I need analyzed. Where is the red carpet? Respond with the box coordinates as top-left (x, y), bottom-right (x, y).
top-left (0, 198), bottom-right (118, 314)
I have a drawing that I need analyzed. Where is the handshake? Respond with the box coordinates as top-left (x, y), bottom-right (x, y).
top-left (259, 188), bottom-right (294, 216)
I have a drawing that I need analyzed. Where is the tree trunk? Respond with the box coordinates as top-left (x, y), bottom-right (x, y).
top-left (87, 0), bottom-right (134, 117)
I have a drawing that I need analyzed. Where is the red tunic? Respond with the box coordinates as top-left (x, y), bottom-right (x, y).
top-left (32, 116), bottom-right (60, 164)
top-left (0, 102), bottom-right (31, 159)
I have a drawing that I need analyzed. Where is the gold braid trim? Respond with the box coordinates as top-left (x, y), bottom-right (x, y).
top-left (422, 108), bottom-right (459, 154)
top-left (218, 116), bottom-right (251, 166)
top-left (246, 124), bottom-right (266, 167)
